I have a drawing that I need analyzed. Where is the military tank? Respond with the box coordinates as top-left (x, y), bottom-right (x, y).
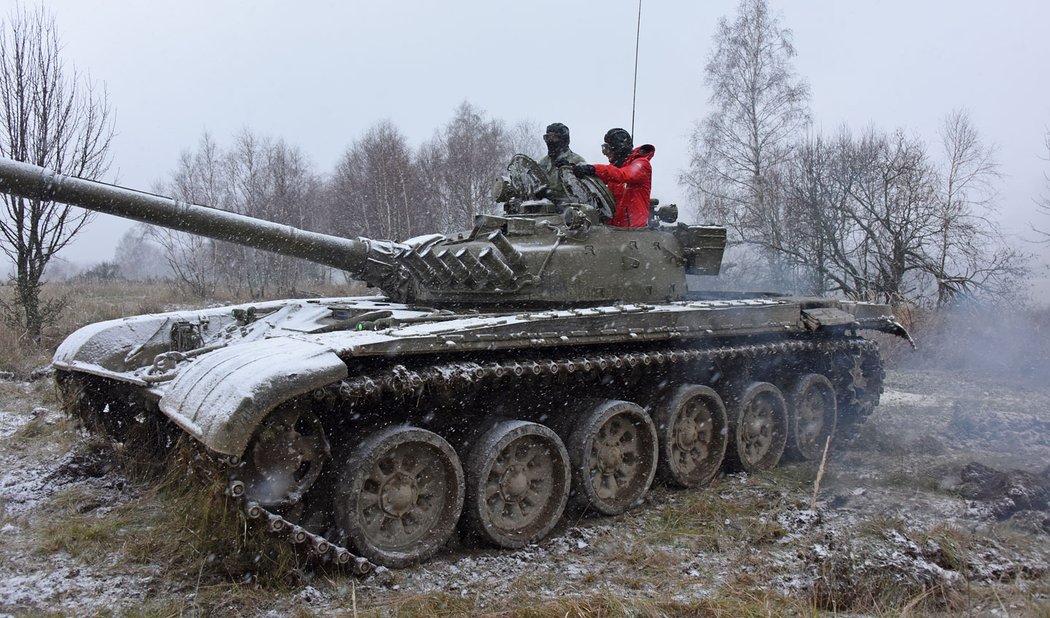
top-left (0, 155), bottom-right (908, 572)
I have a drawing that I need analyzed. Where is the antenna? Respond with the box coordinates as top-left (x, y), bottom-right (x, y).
top-left (630, 0), bottom-right (642, 136)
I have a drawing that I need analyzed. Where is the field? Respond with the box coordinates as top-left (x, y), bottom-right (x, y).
top-left (0, 283), bottom-right (1048, 616)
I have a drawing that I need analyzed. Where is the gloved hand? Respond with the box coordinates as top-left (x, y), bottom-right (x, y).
top-left (572, 163), bottom-right (596, 177)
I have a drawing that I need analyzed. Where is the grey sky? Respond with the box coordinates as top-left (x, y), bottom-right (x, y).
top-left (14, 0), bottom-right (1050, 290)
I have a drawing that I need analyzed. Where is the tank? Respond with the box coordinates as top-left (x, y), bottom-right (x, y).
top-left (0, 155), bottom-right (909, 571)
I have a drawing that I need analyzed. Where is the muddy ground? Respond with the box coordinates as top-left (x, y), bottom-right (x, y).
top-left (1, 359), bottom-right (1049, 616)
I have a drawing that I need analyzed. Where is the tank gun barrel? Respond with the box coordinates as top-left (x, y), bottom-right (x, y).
top-left (0, 157), bottom-right (407, 289)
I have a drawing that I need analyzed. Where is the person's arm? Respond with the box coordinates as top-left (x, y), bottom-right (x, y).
top-left (593, 159), bottom-right (650, 184)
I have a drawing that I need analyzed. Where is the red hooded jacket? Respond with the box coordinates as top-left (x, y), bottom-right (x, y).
top-left (593, 144), bottom-right (655, 228)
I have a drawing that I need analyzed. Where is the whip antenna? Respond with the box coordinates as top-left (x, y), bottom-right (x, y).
top-left (630, 0), bottom-right (642, 135)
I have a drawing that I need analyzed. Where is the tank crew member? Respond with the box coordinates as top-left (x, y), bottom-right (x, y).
top-left (537, 122), bottom-right (585, 196)
top-left (573, 128), bottom-right (655, 228)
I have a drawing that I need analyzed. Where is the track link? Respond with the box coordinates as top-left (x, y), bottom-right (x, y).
top-left (331, 338), bottom-right (880, 412)
top-left (222, 479), bottom-right (375, 575)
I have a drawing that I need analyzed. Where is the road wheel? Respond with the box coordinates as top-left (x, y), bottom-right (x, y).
top-left (788, 374), bottom-right (838, 460)
top-left (566, 399), bottom-right (658, 515)
top-left (240, 403), bottom-right (330, 507)
top-left (729, 382), bottom-right (788, 473)
top-left (652, 384), bottom-right (728, 488)
top-left (463, 420), bottom-right (570, 548)
top-left (334, 426), bottom-right (464, 568)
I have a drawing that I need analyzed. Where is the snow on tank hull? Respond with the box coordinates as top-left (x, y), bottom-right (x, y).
top-left (53, 294), bottom-right (899, 457)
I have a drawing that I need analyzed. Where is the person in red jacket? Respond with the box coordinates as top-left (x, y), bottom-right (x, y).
top-left (573, 128), bottom-right (655, 228)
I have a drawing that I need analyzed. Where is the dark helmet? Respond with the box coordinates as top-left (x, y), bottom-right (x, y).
top-left (603, 128), bottom-right (633, 155)
top-left (544, 123), bottom-right (571, 146)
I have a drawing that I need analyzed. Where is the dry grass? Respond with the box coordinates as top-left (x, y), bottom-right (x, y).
top-left (641, 489), bottom-right (779, 553)
top-left (30, 434), bottom-right (306, 592)
top-left (352, 590), bottom-right (823, 618)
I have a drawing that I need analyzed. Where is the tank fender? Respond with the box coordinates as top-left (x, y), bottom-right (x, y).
top-left (158, 337), bottom-right (348, 456)
top-left (803, 304), bottom-right (914, 346)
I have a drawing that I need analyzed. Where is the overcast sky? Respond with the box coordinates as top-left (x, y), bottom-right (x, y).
top-left (12, 0), bottom-right (1050, 293)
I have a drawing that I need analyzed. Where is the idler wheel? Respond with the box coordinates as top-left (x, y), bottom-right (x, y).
top-left (652, 385), bottom-right (728, 488)
top-left (240, 404), bottom-right (330, 507)
top-left (335, 426), bottom-right (464, 568)
top-left (728, 382), bottom-right (788, 473)
top-left (788, 373), bottom-right (838, 460)
top-left (566, 399), bottom-right (658, 515)
top-left (463, 420), bottom-right (570, 548)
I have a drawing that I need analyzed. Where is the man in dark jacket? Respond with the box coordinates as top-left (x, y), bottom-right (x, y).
top-left (537, 123), bottom-right (585, 197)
top-left (573, 128), bottom-right (654, 228)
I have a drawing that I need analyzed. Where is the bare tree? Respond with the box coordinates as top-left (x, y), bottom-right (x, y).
top-left (262, 138), bottom-right (326, 293)
top-left (154, 131), bottom-right (325, 299)
top-left (780, 123), bottom-right (1025, 307)
top-left (218, 131), bottom-right (321, 298)
top-left (329, 120), bottom-right (428, 242)
top-left (150, 133), bottom-right (225, 298)
top-left (114, 224), bottom-right (170, 281)
top-left (0, 5), bottom-right (113, 341)
top-left (423, 102), bottom-right (515, 232)
top-left (507, 119), bottom-right (544, 161)
top-left (928, 109), bottom-right (1024, 305)
top-left (683, 0), bottom-right (810, 254)
top-left (1036, 129), bottom-right (1050, 243)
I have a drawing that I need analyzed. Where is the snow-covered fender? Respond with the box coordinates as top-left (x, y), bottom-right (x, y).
top-left (158, 337), bottom-right (348, 457)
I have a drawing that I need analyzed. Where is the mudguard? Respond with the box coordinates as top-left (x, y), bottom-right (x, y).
top-left (159, 337), bottom-right (347, 456)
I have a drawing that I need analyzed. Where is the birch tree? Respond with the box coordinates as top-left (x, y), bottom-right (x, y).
top-left (424, 102), bottom-right (515, 231)
top-left (329, 120), bottom-right (427, 242)
top-left (684, 0), bottom-right (809, 255)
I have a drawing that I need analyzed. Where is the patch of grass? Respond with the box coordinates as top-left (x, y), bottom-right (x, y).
top-left (849, 419), bottom-right (908, 455)
top-left (803, 517), bottom-right (976, 614)
top-left (9, 410), bottom-right (74, 448)
top-left (38, 509), bottom-right (138, 561)
top-left (33, 435), bottom-right (306, 589)
top-left (119, 583), bottom-right (298, 618)
top-left (378, 588), bottom-right (823, 618)
top-left (920, 525), bottom-right (973, 573)
top-left (367, 591), bottom-right (481, 617)
top-left (125, 442), bottom-right (305, 585)
top-left (639, 476), bottom-right (799, 554)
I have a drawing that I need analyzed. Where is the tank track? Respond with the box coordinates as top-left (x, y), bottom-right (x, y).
top-left (61, 335), bottom-right (882, 574)
top-left (326, 336), bottom-right (881, 427)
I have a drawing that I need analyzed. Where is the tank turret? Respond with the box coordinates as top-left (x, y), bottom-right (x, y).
top-left (0, 155), bottom-right (725, 306)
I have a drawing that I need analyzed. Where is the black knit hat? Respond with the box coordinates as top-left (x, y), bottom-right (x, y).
top-left (545, 123), bottom-right (571, 145)
top-left (603, 128), bottom-right (633, 153)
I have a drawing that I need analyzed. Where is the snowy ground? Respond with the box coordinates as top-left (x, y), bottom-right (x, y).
top-left (0, 365), bottom-right (1048, 616)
